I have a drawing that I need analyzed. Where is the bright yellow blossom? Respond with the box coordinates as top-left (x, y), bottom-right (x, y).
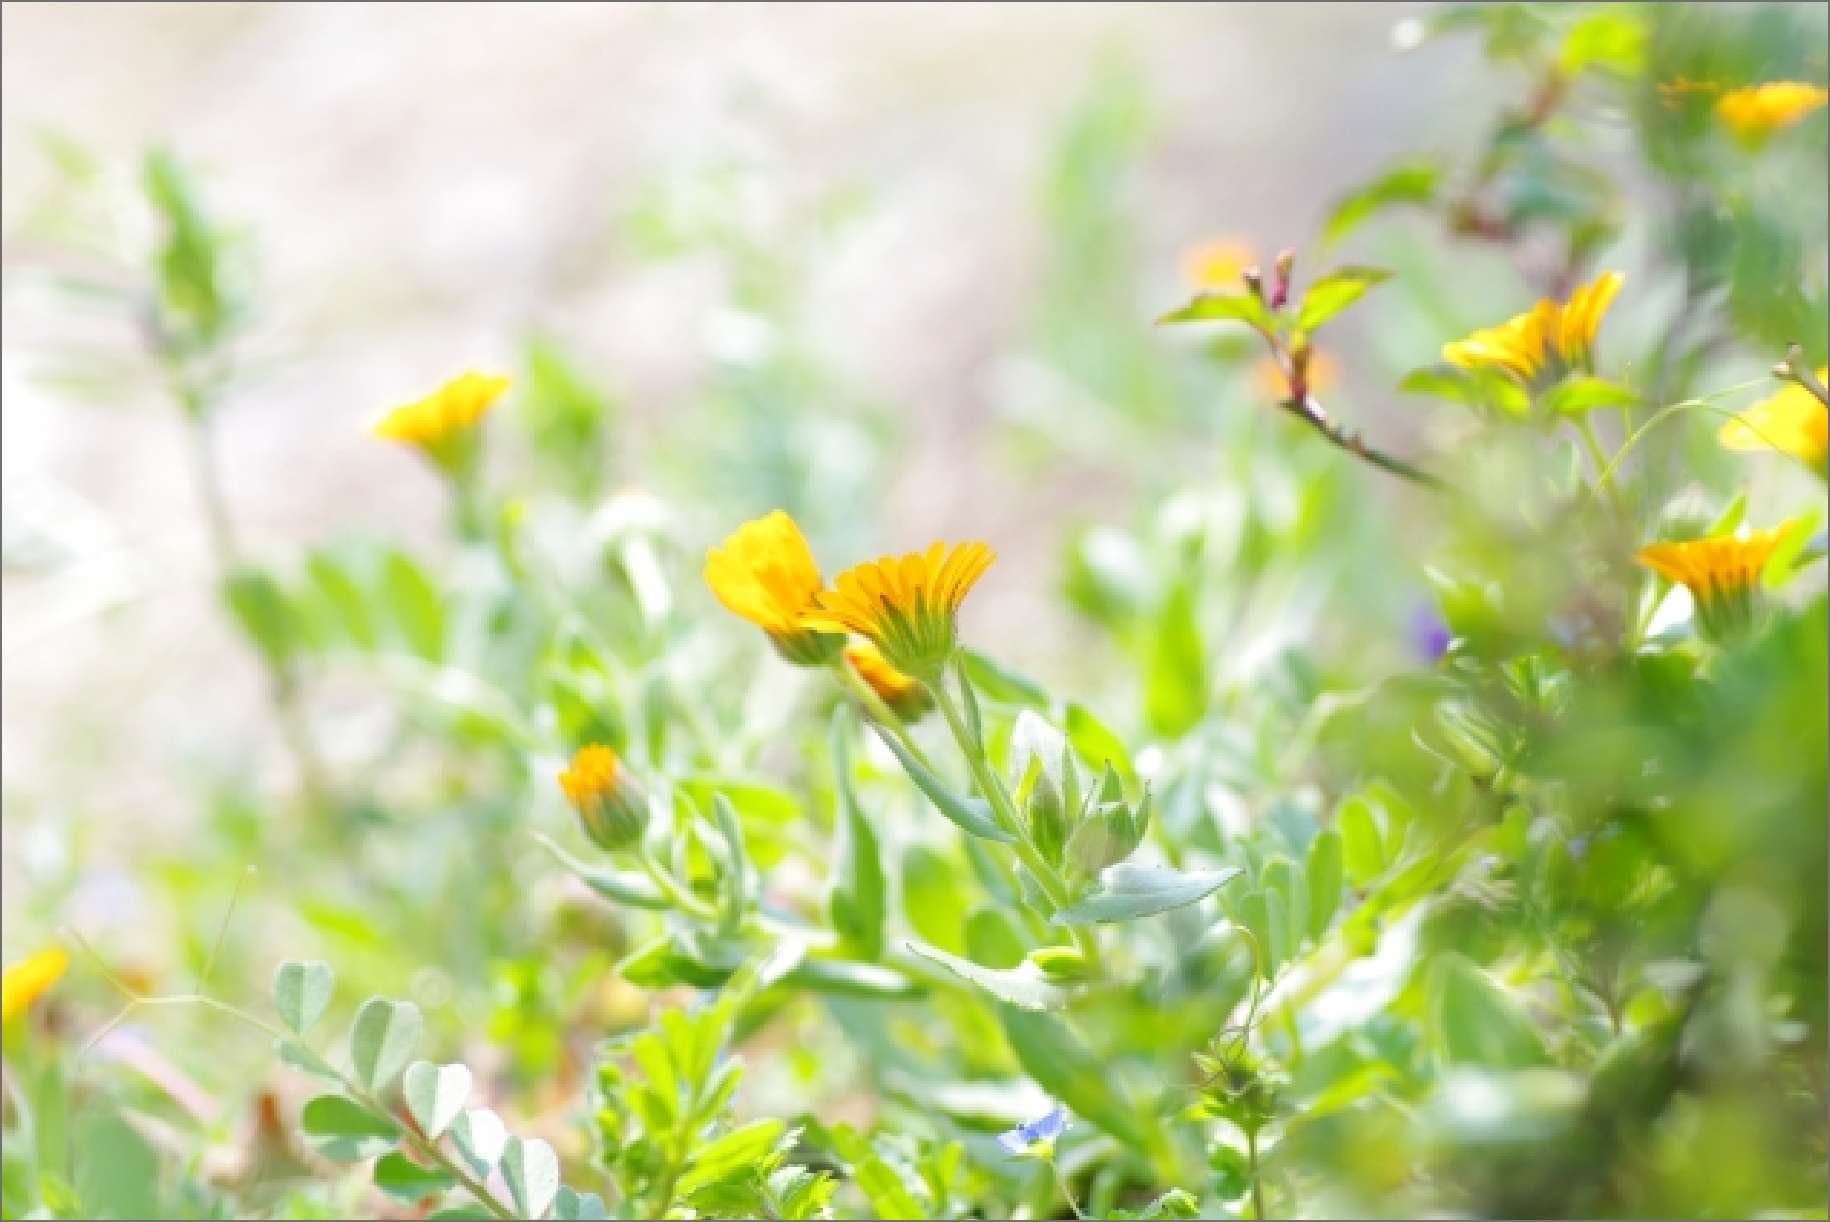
top-left (1182, 238), bottom-right (1258, 293)
top-left (1443, 271), bottom-right (1624, 384)
top-left (1637, 520), bottom-right (1797, 639)
top-left (803, 542), bottom-right (995, 679)
top-left (1715, 81), bottom-right (1828, 142)
top-left (2, 947), bottom-right (68, 1024)
top-left (844, 641), bottom-right (933, 721)
top-left (705, 511), bottom-right (845, 666)
top-left (1719, 370), bottom-right (1829, 475)
top-left (558, 744), bottom-right (648, 852)
top-left (371, 372), bottom-right (510, 458)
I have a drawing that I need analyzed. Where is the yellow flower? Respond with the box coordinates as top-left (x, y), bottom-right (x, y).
top-left (1182, 238), bottom-right (1258, 293)
top-left (1715, 81), bottom-right (1828, 142)
top-left (844, 641), bottom-right (933, 722)
top-left (2, 947), bottom-right (68, 1024)
top-left (1443, 271), bottom-right (1624, 384)
top-left (558, 744), bottom-right (648, 853)
top-left (1637, 520), bottom-right (1796, 639)
top-left (1719, 370), bottom-right (1829, 474)
top-left (705, 511), bottom-right (845, 666)
top-left (371, 372), bottom-right (510, 459)
top-left (804, 542), bottom-right (995, 678)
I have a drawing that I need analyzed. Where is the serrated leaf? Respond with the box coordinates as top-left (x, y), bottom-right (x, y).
top-left (374, 1151), bottom-right (456, 1201)
top-left (501, 1136), bottom-right (560, 1220)
top-left (402, 1061), bottom-right (470, 1140)
top-left (272, 960), bottom-right (334, 1035)
top-left (300, 1094), bottom-right (397, 1161)
top-left (449, 1109), bottom-right (508, 1179)
top-left (1054, 864), bottom-right (1240, 925)
top-left (907, 942), bottom-right (1075, 1011)
top-left (1157, 292), bottom-right (1272, 330)
top-left (870, 724), bottom-right (1014, 842)
top-left (1295, 266), bottom-right (1393, 334)
top-left (348, 997), bottom-right (423, 1092)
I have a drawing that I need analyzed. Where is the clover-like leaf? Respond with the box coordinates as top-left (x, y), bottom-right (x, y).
top-left (349, 997), bottom-right (423, 1092)
top-left (501, 1135), bottom-right (560, 1220)
top-left (272, 960), bottom-right (333, 1035)
top-left (402, 1061), bottom-right (471, 1140)
top-left (449, 1109), bottom-right (509, 1179)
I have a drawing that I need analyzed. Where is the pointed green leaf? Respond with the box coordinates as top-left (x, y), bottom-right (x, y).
top-left (1158, 292), bottom-right (1272, 331)
top-left (1542, 376), bottom-right (1639, 417)
top-left (1321, 160), bottom-right (1439, 246)
top-left (870, 725), bottom-right (1014, 842)
top-left (907, 942), bottom-right (1075, 1011)
top-left (1295, 266), bottom-right (1393, 334)
top-left (1054, 864), bottom-right (1241, 925)
top-left (1306, 828), bottom-right (1344, 939)
top-left (829, 710), bottom-right (887, 960)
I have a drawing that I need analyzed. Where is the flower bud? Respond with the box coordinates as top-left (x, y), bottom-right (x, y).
top-left (1241, 266), bottom-right (1265, 301)
top-left (558, 745), bottom-right (649, 853)
top-left (1271, 249), bottom-right (1296, 309)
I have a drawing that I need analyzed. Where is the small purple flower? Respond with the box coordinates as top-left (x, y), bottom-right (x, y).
top-left (997, 1105), bottom-right (1069, 1155)
top-left (1411, 606), bottom-right (1452, 664)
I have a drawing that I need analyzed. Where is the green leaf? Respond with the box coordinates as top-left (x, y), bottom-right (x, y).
top-left (277, 1037), bottom-right (343, 1082)
top-left (1542, 376), bottom-right (1639, 417)
top-left (501, 1136), bottom-right (560, 1220)
top-left (1305, 828), bottom-right (1344, 939)
top-left (383, 549), bottom-right (444, 660)
top-left (907, 942), bottom-right (1075, 1011)
top-left (301, 1094), bottom-right (398, 1161)
top-left (1430, 953), bottom-right (1548, 1068)
top-left (349, 997), bottom-right (423, 1092)
top-left (710, 793), bottom-right (750, 937)
top-left (1337, 796), bottom-right (1385, 887)
top-left (829, 711), bottom-right (887, 961)
top-left (374, 1152), bottom-right (456, 1201)
top-left (870, 725), bottom-right (1014, 842)
top-left (1260, 857), bottom-right (1309, 954)
top-left (960, 648), bottom-right (1049, 706)
top-left (535, 833), bottom-right (669, 910)
top-left (829, 1126), bottom-right (927, 1220)
top-left (554, 1187), bottom-right (612, 1220)
top-left (449, 1109), bottom-right (508, 1179)
top-left (72, 1110), bottom-right (164, 1219)
top-left (1064, 703), bottom-right (1135, 789)
top-left (272, 960), bottom-right (334, 1035)
top-left (1295, 266), bottom-right (1394, 334)
top-left (1157, 292), bottom-right (1272, 331)
top-left (677, 1119), bottom-right (787, 1198)
top-left (1145, 583), bottom-right (1206, 737)
top-left (222, 567), bottom-right (296, 664)
top-left (402, 1061), bottom-right (470, 1140)
top-left (1054, 864), bottom-right (1241, 925)
top-left (999, 1008), bottom-right (1148, 1148)
top-left (1321, 160), bottom-right (1440, 246)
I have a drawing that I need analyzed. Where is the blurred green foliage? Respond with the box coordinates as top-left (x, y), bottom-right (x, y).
top-left (3, 3), bottom-right (1826, 1219)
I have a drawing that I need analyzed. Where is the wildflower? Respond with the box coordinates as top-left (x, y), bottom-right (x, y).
top-left (997, 1105), bottom-right (1069, 1157)
top-left (371, 372), bottom-right (509, 468)
top-left (1442, 271), bottom-right (1624, 385)
top-left (1718, 370), bottom-right (1828, 474)
top-left (1252, 348), bottom-right (1340, 403)
top-left (1715, 82), bottom-right (1828, 143)
top-left (558, 745), bottom-right (649, 853)
top-left (844, 641), bottom-right (933, 722)
top-left (705, 511), bottom-right (845, 666)
top-left (1182, 238), bottom-right (1258, 293)
top-left (1411, 606), bottom-right (1452, 663)
top-left (2, 947), bottom-right (68, 1025)
top-left (1636, 521), bottom-right (1796, 640)
top-left (803, 541), bottom-right (996, 679)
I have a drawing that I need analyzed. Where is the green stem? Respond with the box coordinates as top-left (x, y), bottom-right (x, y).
top-left (831, 658), bottom-right (931, 767)
top-left (931, 672), bottom-right (1101, 971)
top-left (639, 842), bottom-right (720, 921)
top-left (1248, 1128), bottom-right (1267, 1220)
top-left (1573, 415), bottom-right (1626, 517)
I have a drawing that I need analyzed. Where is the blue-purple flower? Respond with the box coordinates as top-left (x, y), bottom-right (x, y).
top-left (997, 1105), bottom-right (1069, 1156)
top-left (1411, 606), bottom-right (1452, 664)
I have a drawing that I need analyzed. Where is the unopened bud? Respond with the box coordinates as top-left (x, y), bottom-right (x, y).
top-left (1271, 249), bottom-right (1296, 309)
top-left (558, 745), bottom-right (649, 853)
top-left (1241, 266), bottom-right (1265, 300)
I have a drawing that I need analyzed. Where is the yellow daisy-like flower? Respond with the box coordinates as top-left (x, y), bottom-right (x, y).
top-left (1182, 238), bottom-right (1258, 293)
top-left (2, 947), bottom-right (68, 1025)
top-left (1443, 271), bottom-right (1625, 385)
top-left (844, 641), bottom-right (933, 722)
top-left (371, 372), bottom-right (510, 460)
top-left (1715, 81), bottom-right (1828, 143)
top-left (1637, 520), bottom-right (1796, 640)
top-left (1719, 369), bottom-right (1829, 475)
top-left (705, 511), bottom-right (845, 666)
top-left (803, 541), bottom-right (995, 679)
top-left (558, 744), bottom-right (648, 853)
